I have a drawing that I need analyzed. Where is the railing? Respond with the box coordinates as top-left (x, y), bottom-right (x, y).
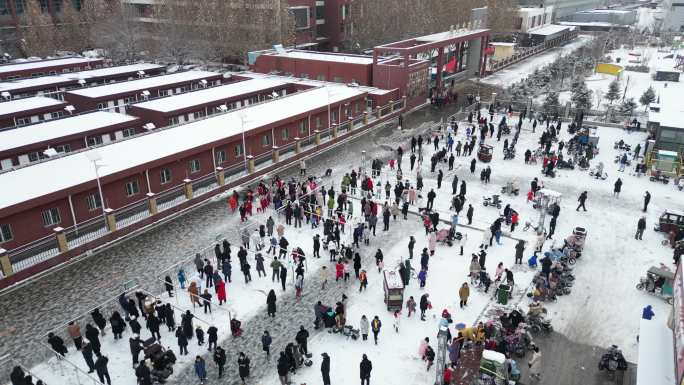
top-left (488, 30), bottom-right (581, 73)
top-left (1, 98), bottom-right (403, 282)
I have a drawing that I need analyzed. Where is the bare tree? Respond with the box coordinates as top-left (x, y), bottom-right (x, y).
top-left (57, 0), bottom-right (90, 53)
top-left (486, 0), bottom-right (519, 38)
top-left (18, 0), bottom-right (58, 57)
top-left (89, 2), bottom-right (147, 62)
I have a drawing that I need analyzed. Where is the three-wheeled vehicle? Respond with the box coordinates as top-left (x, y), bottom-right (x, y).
top-left (383, 270), bottom-right (404, 311)
top-left (654, 210), bottom-right (684, 234)
top-left (478, 144), bottom-right (494, 163)
top-left (636, 265), bottom-right (674, 304)
top-left (475, 349), bottom-right (519, 384)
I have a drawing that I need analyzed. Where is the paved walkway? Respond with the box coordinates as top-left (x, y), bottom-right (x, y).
top-left (0, 103), bottom-right (457, 377)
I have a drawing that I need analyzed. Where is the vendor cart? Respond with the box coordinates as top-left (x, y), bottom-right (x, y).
top-left (478, 144), bottom-right (494, 163)
top-left (383, 270), bottom-right (404, 311)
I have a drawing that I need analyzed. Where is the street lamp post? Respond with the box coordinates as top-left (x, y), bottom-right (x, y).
top-left (238, 113), bottom-right (249, 172)
top-left (85, 152), bottom-right (107, 224)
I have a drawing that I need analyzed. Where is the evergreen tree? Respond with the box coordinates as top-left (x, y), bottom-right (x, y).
top-left (571, 79), bottom-right (593, 110)
top-left (542, 91), bottom-right (560, 115)
top-left (605, 79), bottom-right (621, 105)
top-left (639, 86), bottom-right (656, 110)
top-left (618, 98), bottom-right (637, 115)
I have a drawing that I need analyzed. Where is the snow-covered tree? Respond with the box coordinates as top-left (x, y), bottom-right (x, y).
top-left (618, 98), bottom-right (637, 115)
top-left (542, 92), bottom-right (560, 115)
top-left (605, 79), bottom-right (621, 105)
top-left (639, 86), bottom-right (656, 110)
top-left (571, 78), bottom-right (593, 110)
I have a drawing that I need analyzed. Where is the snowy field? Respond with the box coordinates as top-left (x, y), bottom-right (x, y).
top-left (481, 35), bottom-right (593, 87)
top-left (534, 44), bottom-right (684, 112)
top-left (23, 108), bottom-right (678, 385)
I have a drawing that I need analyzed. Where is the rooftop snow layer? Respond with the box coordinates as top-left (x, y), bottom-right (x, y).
top-left (416, 29), bottom-right (489, 43)
top-left (132, 78), bottom-right (287, 113)
top-left (66, 71), bottom-right (221, 99)
top-left (0, 111), bottom-right (138, 153)
top-left (0, 57), bottom-right (100, 76)
top-left (65, 63), bottom-right (165, 80)
top-left (0, 85), bottom-right (364, 210)
top-left (0, 75), bottom-right (75, 93)
top-left (635, 318), bottom-right (675, 385)
top-left (530, 24), bottom-right (571, 36)
top-left (271, 51), bottom-right (373, 65)
top-left (0, 97), bottom-right (66, 117)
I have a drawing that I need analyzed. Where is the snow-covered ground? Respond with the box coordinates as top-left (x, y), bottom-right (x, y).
top-left (24, 107), bottom-right (678, 384)
top-left (481, 35), bottom-right (593, 87)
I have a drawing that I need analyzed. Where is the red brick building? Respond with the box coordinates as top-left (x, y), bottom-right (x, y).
top-left (0, 57), bottom-right (103, 80)
top-left (0, 96), bottom-right (68, 128)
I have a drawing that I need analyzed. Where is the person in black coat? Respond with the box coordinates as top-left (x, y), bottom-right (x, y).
top-left (576, 191), bottom-right (588, 211)
top-left (91, 308), bottom-right (107, 336)
top-left (164, 304), bottom-right (175, 331)
top-left (135, 362), bottom-right (152, 385)
top-left (277, 352), bottom-right (290, 383)
top-left (460, 180), bottom-right (467, 197)
top-left (47, 332), bottom-right (68, 357)
top-left (541, 254), bottom-right (552, 279)
top-left (267, 289), bottom-right (277, 317)
top-left (613, 178), bottom-right (623, 197)
top-left (84, 324), bottom-right (101, 356)
top-left (164, 275), bottom-right (174, 297)
top-left (127, 315), bottom-right (141, 335)
top-left (129, 335), bottom-right (143, 366)
top-left (470, 158), bottom-right (476, 174)
top-left (81, 340), bottom-right (96, 372)
top-left (109, 311), bottom-right (125, 340)
top-left (636, 217), bottom-right (646, 240)
top-left (95, 355), bottom-right (111, 385)
top-left (514, 240), bottom-right (525, 264)
top-left (360, 354), bottom-right (372, 385)
top-left (147, 314), bottom-right (161, 341)
top-left (127, 298), bottom-right (139, 319)
top-left (176, 327), bottom-right (189, 355)
top-left (182, 310), bottom-right (194, 340)
top-left (238, 352), bottom-right (250, 384)
top-left (207, 326), bottom-right (218, 351)
top-left (279, 265), bottom-right (287, 291)
top-left (321, 352), bottom-right (331, 385)
top-left (426, 189), bottom-right (437, 210)
top-left (10, 366), bottom-right (25, 385)
top-left (296, 325), bottom-right (310, 355)
top-left (214, 346), bottom-right (227, 378)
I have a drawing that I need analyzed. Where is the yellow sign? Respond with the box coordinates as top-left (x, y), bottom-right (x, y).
top-left (595, 63), bottom-right (624, 76)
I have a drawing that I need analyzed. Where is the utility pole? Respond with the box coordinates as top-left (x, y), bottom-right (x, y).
top-left (622, 75), bottom-right (630, 102)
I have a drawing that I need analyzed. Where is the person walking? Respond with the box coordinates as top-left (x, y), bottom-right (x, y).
top-left (267, 289), bottom-right (277, 317)
top-left (176, 326), bottom-right (189, 355)
top-left (515, 240), bottom-right (525, 264)
top-left (360, 315), bottom-right (369, 341)
top-left (360, 354), bottom-right (373, 385)
top-left (643, 191), bottom-right (651, 212)
top-left (321, 352), bottom-right (331, 385)
top-left (277, 352), bottom-right (290, 385)
top-left (207, 325), bottom-right (218, 351)
top-left (371, 316), bottom-right (382, 345)
top-left (262, 330), bottom-right (272, 358)
top-left (466, 204), bottom-right (473, 225)
top-left (459, 282), bottom-right (470, 308)
top-left (613, 178), bottom-right (622, 197)
top-left (576, 191), bottom-right (587, 211)
top-left (81, 340), bottom-right (96, 373)
top-left (129, 335), bottom-right (143, 367)
top-left (419, 293), bottom-right (430, 321)
top-left (238, 352), bottom-right (251, 385)
top-left (94, 355), bottom-right (111, 385)
top-left (280, 265), bottom-right (288, 291)
top-left (296, 325), bottom-right (310, 355)
top-left (67, 321), bottom-right (83, 350)
top-left (194, 356), bottom-right (207, 384)
top-left (636, 217), bottom-right (646, 240)
top-left (90, 308), bottom-right (107, 337)
top-left (213, 346), bottom-right (227, 379)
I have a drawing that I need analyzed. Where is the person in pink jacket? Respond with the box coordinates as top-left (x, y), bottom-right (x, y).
top-left (418, 337), bottom-right (429, 359)
top-left (428, 231), bottom-right (437, 256)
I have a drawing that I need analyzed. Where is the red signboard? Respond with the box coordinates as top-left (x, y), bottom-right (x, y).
top-left (674, 262), bottom-right (684, 385)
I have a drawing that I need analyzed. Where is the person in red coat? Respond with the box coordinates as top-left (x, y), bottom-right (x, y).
top-left (335, 261), bottom-right (344, 282)
top-left (510, 211), bottom-right (519, 232)
top-left (216, 280), bottom-right (227, 305)
top-left (228, 196), bottom-right (238, 212)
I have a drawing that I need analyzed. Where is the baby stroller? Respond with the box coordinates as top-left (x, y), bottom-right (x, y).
top-left (332, 325), bottom-right (360, 340)
top-left (230, 318), bottom-right (243, 337)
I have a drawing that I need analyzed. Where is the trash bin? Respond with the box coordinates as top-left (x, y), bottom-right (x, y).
top-left (497, 284), bottom-right (510, 305)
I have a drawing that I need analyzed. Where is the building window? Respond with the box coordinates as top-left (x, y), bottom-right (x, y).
top-left (194, 110), bottom-right (206, 120)
top-left (298, 120), bottom-right (308, 135)
top-left (86, 193), bottom-right (102, 211)
top-left (281, 129), bottom-right (289, 140)
top-left (125, 180), bottom-right (140, 196)
top-left (331, 110), bottom-right (338, 124)
top-left (189, 159), bottom-right (201, 174)
top-left (355, 102), bottom-right (360, 114)
top-left (160, 168), bottom-right (172, 184)
top-left (28, 151), bottom-right (47, 162)
top-left (290, 6), bottom-right (310, 29)
top-left (215, 150), bottom-right (226, 164)
top-left (261, 135), bottom-right (271, 147)
top-left (54, 144), bottom-right (71, 153)
top-left (169, 116), bottom-right (180, 125)
top-left (14, 0), bottom-right (24, 15)
top-left (316, 74), bottom-right (326, 81)
top-left (96, 102), bottom-right (106, 110)
top-left (41, 208), bottom-right (61, 227)
top-left (50, 111), bottom-right (63, 119)
top-left (87, 135), bottom-right (103, 146)
top-left (122, 127), bottom-right (135, 137)
top-left (315, 116), bottom-right (322, 129)
top-left (0, 1), bottom-right (9, 15)
top-left (0, 223), bottom-right (12, 243)
top-left (333, 76), bottom-right (343, 83)
top-left (234, 144), bottom-right (243, 157)
top-left (15, 117), bottom-right (30, 126)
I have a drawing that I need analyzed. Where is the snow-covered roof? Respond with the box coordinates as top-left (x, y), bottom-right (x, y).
top-left (0, 97), bottom-right (66, 117)
top-left (635, 318), bottom-right (675, 385)
top-left (0, 111), bottom-right (138, 153)
top-left (64, 63), bottom-right (165, 80)
top-left (559, 21), bottom-right (620, 27)
top-left (490, 42), bottom-right (517, 46)
top-left (529, 24), bottom-right (571, 36)
top-left (66, 71), bottom-right (221, 99)
top-left (237, 72), bottom-right (395, 96)
top-left (132, 78), bottom-right (287, 113)
top-left (0, 57), bottom-right (100, 76)
top-left (416, 29), bottom-right (490, 43)
top-left (580, 9), bottom-right (632, 14)
top-left (652, 87), bottom-right (684, 128)
top-left (0, 75), bottom-right (75, 93)
top-left (271, 51), bottom-right (373, 65)
top-left (0, 85), bottom-right (364, 210)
